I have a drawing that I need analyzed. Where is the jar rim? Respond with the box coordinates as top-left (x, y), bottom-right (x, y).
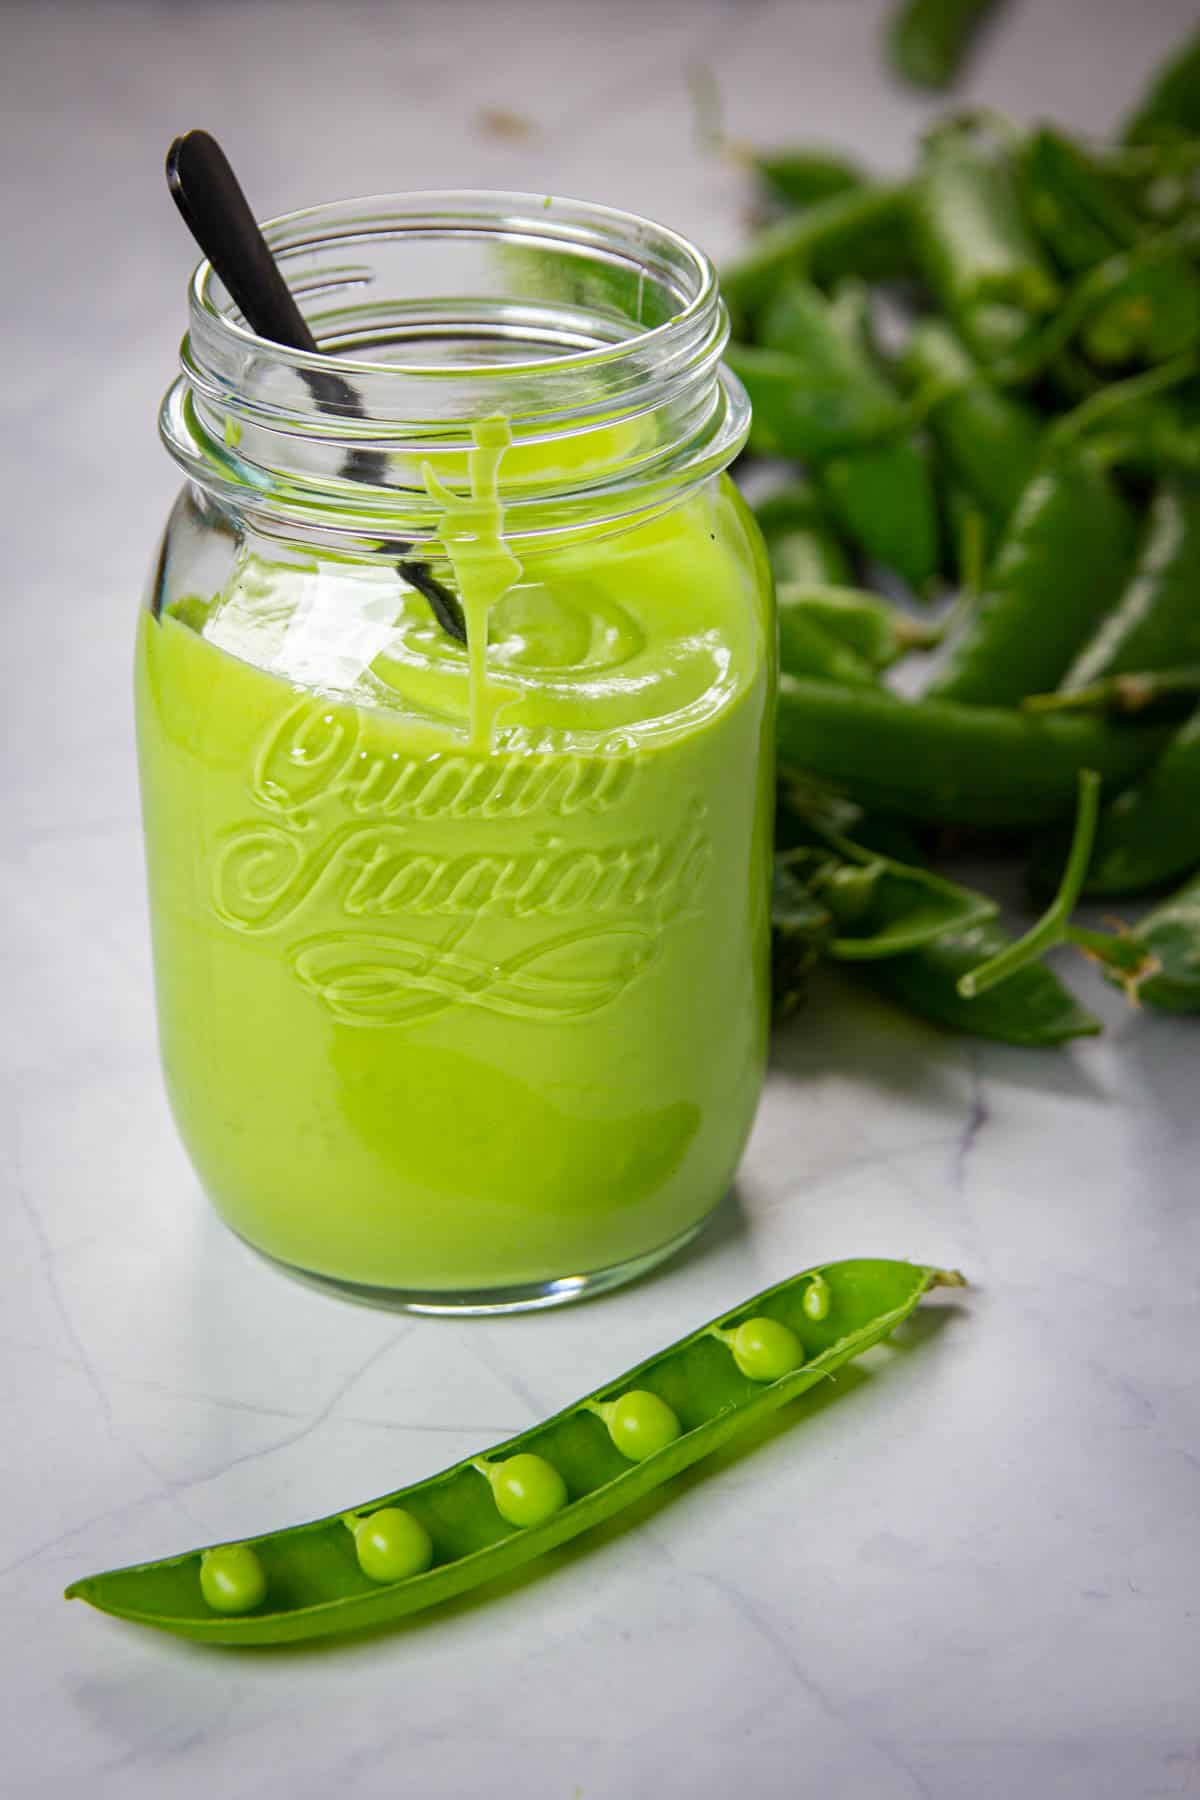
top-left (188, 188), bottom-right (719, 383)
top-left (167, 187), bottom-right (747, 547)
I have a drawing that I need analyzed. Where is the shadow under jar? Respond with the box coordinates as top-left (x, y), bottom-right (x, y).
top-left (138, 190), bottom-right (774, 1312)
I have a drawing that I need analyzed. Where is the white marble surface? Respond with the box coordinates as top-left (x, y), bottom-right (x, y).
top-left (4, 2), bottom-right (1200, 1795)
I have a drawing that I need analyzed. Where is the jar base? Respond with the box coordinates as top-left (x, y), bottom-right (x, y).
top-left (230, 1215), bottom-right (713, 1315)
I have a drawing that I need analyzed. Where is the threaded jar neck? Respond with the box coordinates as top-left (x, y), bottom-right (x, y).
top-left (161, 190), bottom-right (748, 551)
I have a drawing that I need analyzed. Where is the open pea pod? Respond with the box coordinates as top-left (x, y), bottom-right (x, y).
top-left (65, 1261), bottom-right (962, 1647)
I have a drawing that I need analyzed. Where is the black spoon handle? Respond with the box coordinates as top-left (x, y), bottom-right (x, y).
top-left (167, 131), bottom-right (320, 353)
top-left (165, 131), bottom-right (467, 644)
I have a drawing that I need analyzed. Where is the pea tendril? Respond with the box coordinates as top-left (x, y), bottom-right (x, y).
top-left (957, 769), bottom-right (1101, 998)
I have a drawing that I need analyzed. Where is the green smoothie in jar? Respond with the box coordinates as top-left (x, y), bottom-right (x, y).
top-left (138, 192), bottom-right (773, 1309)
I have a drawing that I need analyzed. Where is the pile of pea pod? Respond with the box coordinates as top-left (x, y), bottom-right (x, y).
top-left (724, 25), bottom-right (1200, 1045)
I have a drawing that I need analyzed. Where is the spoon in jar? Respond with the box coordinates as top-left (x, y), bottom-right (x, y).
top-left (165, 129), bottom-right (467, 642)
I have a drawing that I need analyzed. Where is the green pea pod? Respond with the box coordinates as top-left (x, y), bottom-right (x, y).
top-left (1123, 28), bottom-right (1200, 146)
top-left (1116, 137), bottom-right (1200, 225)
top-left (912, 132), bottom-right (1060, 359)
top-left (756, 149), bottom-right (867, 209)
top-left (1019, 126), bottom-right (1143, 275)
top-left (722, 184), bottom-right (913, 318)
top-left (864, 920), bottom-right (1101, 1044)
top-left (1044, 346), bottom-right (1107, 410)
top-left (1047, 355), bottom-right (1200, 475)
top-left (781, 836), bottom-right (997, 959)
top-left (65, 1261), bottom-right (963, 1646)
top-left (777, 605), bottom-right (878, 687)
top-left (755, 279), bottom-right (942, 591)
top-left (776, 676), bottom-right (1169, 827)
top-left (753, 484), bottom-right (829, 535)
top-left (1082, 705), bottom-right (1200, 895)
top-left (770, 524), bottom-right (855, 588)
top-left (929, 448), bottom-right (1139, 706)
top-left (1081, 253), bottom-right (1200, 368)
top-left (991, 221), bottom-right (1200, 385)
top-left (1085, 397), bottom-right (1200, 477)
top-left (727, 342), bottom-right (905, 461)
top-left (1124, 872), bottom-right (1200, 1012)
top-left (902, 318), bottom-right (1043, 526)
top-left (820, 436), bottom-right (943, 595)
top-left (886, 0), bottom-right (1006, 90)
top-left (755, 277), bottom-right (908, 438)
top-left (1061, 482), bottom-right (1200, 690)
top-left (753, 485), bottom-right (856, 587)
top-left (778, 582), bottom-right (941, 669)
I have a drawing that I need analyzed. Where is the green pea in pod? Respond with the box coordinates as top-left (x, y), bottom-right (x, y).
top-left (65, 1261), bottom-right (965, 1645)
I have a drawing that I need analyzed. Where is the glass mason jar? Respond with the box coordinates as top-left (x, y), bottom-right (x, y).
top-left (137, 191), bottom-right (774, 1312)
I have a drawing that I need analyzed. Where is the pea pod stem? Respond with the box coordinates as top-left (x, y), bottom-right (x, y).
top-left (957, 769), bottom-right (1101, 998)
top-left (1047, 351), bottom-right (1200, 453)
top-left (1024, 668), bottom-right (1200, 716)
